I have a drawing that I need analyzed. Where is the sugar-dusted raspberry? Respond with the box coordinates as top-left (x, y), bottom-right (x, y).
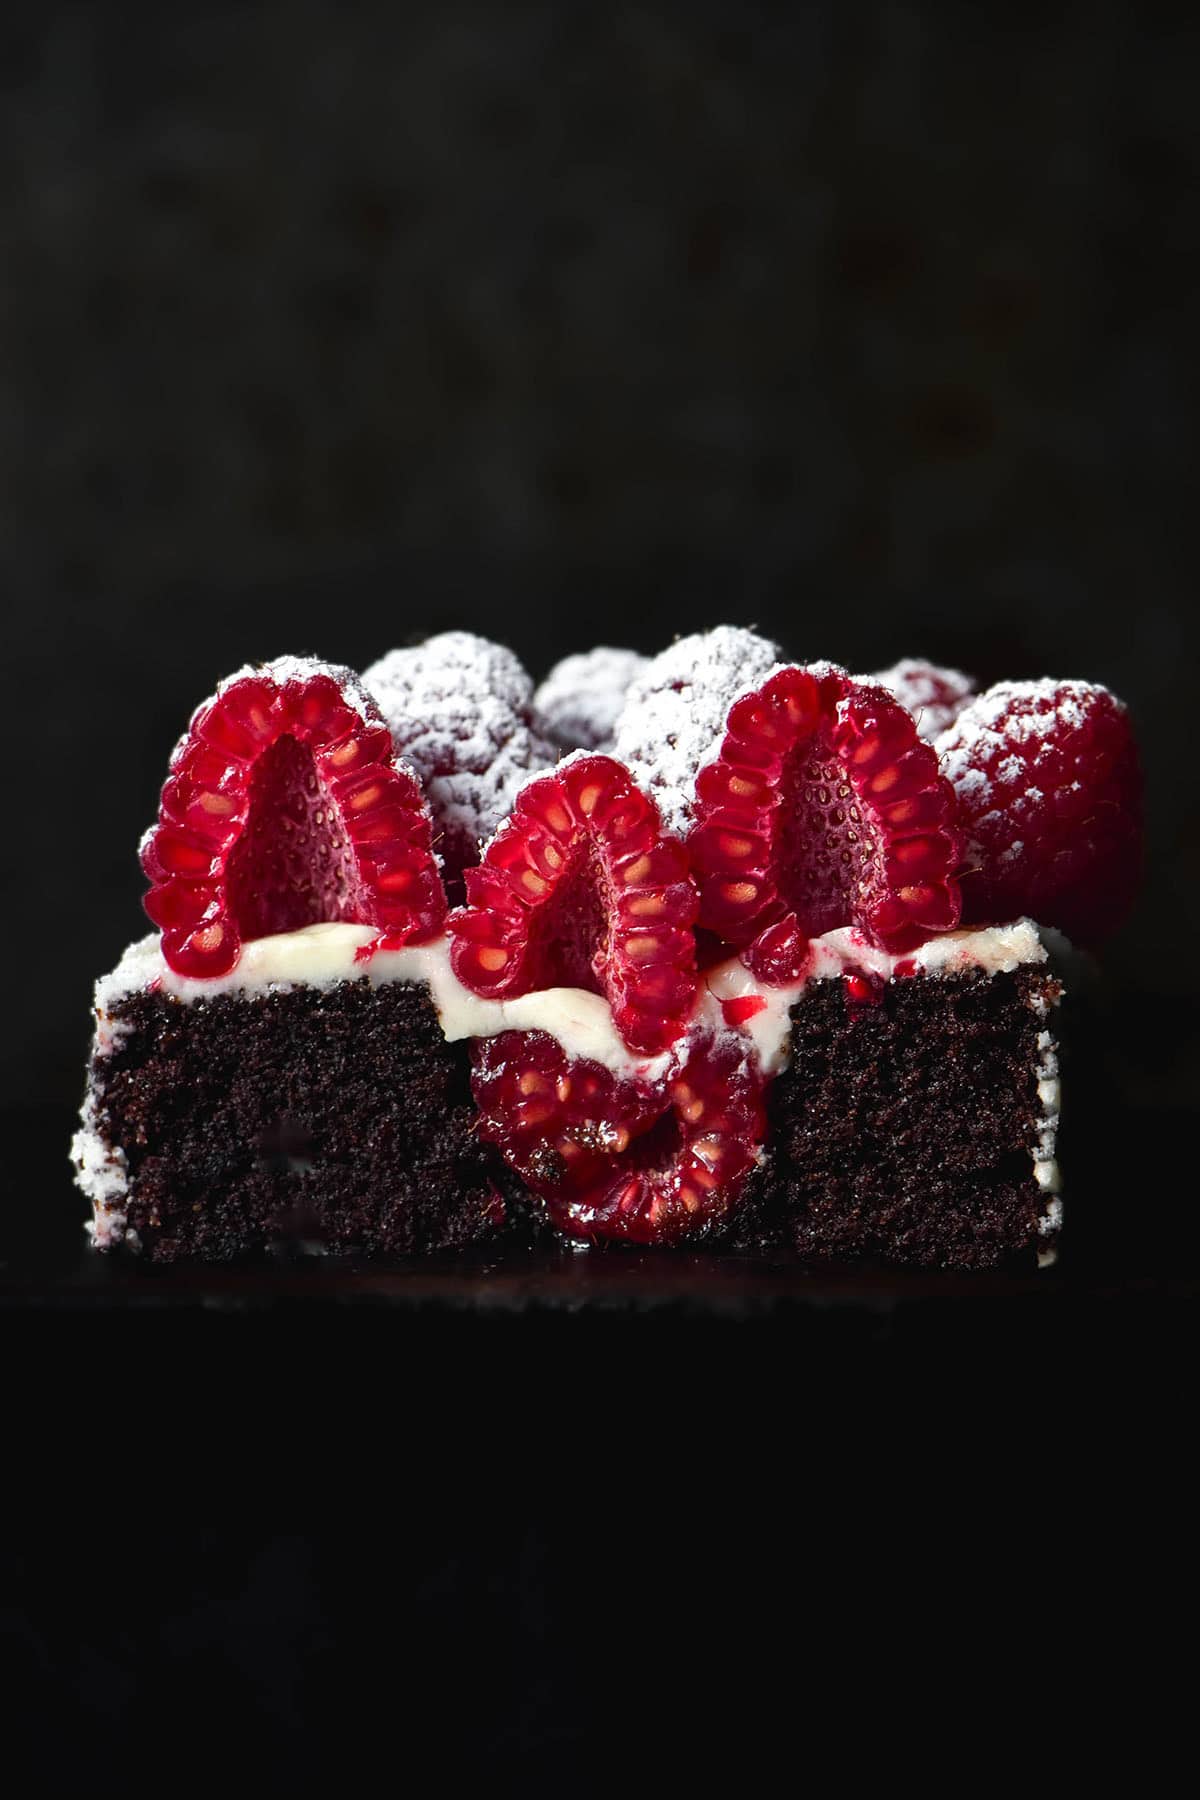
top-left (449, 753), bottom-right (699, 1056)
top-left (363, 632), bottom-right (556, 896)
top-left (689, 664), bottom-right (963, 975)
top-left (141, 657), bottom-right (446, 977)
top-left (867, 658), bottom-right (976, 742)
top-left (470, 1029), bottom-right (766, 1244)
top-left (612, 627), bottom-right (784, 836)
top-left (935, 678), bottom-right (1143, 945)
top-left (533, 646), bottom-right (649, 752)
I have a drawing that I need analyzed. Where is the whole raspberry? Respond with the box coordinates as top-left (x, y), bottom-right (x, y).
top-left (935, 679), bottom-right (1143, 946)
top-left (364, 633), bottom-right (556, 897)
top-left (867, 658), bottom-right (976, 742)
top-left (534, 646), bottom-right (649, 752)
top-left (612, 626), bottom-right (784, 836)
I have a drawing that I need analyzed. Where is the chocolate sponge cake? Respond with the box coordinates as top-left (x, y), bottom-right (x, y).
top-left (718, 928), bottom-right (1064, 1268)
top-left (73, 628), bottom-right (1140, 1267)
top-left (75, 929), bottom-right (507, 1261)
top-left (767, 966), bottom-right (1061, 1269)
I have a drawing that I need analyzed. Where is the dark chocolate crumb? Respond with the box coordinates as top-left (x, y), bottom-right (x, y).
top-left (85, 979), bottom-right (529, 1262)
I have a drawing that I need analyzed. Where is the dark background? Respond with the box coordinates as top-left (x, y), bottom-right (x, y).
top-left (1, 1), bottom-right (1196, 1780)
top-left (3, 0), bottom-right (1197, 1134)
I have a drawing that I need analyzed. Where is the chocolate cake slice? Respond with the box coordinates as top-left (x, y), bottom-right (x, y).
top-left (73, 927), bottom-right (510, 1261)
top-left (72, 628), bottom-right (1140, 1269)
top-left (720, 924), bottom-right (1064, 1269)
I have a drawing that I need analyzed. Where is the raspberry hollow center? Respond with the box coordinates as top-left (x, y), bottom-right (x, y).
top-left (449, 753), bottom-right (700, 1056)
top-left (522, 842), bottom-right (611, 994)
top-left (773, 744), bottom-right (877, 940)
top-left (689, 665), bottom-right (963, 960)
top-left (226, 735), bottom-right (370, 939)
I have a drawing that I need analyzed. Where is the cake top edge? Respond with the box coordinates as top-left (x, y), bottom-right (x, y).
top-left (92, 915), bottom-right (1055, 1016)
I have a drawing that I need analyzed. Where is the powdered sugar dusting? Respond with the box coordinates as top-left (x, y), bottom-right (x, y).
top-left (363, 633), bottom-right (556, 886)
top-left (72, 1091), bottom-right (131, 1248)
top-left (220, 655), bottom-right (377, 723)
top-left (612, 627), bottom-right (784, 835)
top-left (867, 658), bottom-right (976, 742)
top-left (935, 678), bottom-right (1123, 815)
top-left (166, 655), bottom-right (380, 772)
top-left (534, 647), bottom-right (648, 752)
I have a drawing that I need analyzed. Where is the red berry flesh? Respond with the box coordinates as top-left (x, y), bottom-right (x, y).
top-left (936, 678), bottom-right (1143, 946)
top-left (690, 665), bottom-right (963, 976)
top-left (470, 1030), bottom-right (766, 1245)
top-left (448, 754), bottom-right (699, 1056)
top-left (142, 659), bottom-right (447, 976)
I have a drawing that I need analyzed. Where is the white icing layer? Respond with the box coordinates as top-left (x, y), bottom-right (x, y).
top-left (92, 916), bottom-right (1049, 1082)
top-left (700, 919), bottom-right (1047, 1078)
top-left (71, 1093), bottom-right (130, 1248)
top-left (94, 924), bottom-right (670, 1079)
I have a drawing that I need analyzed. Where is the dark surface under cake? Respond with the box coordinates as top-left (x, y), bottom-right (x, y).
top-left (85, 979), bottom-right (513, 1261)
top-left (724, 966), bottom-right (1060, 1269)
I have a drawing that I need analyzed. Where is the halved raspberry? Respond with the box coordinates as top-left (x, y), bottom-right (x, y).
top-left (470, 1030), bottom-right (766, 1244)
top-left (935, 678), bottom-right (1143, 946)
top-left (141, 658), bottom-right (446, 977)
top-left (867, 658), bottom-right (976, 742)
top-left (448, 754), bottom-right (699, 1056)
top-left (690, 665), bottom-right (963, 975)
top-left (363, 633), bottom-right (556, 899)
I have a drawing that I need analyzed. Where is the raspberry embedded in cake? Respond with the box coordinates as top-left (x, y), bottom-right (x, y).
top-left (140, 657), bottom-right (447, 977)
top-left (470, 1028), bottom-right (767, 1244)
top-left (449, 753), bottom-right (699, 1056)
top-left (936, 678), bottom-right (1143, 946)
top-left (363, 632), bottom-right (556, 897)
